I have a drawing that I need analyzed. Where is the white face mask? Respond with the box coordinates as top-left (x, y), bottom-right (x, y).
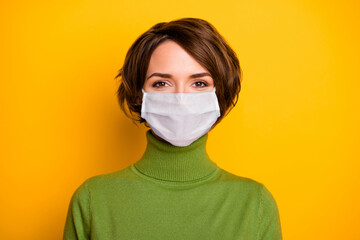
top-left (141, 88), bottom-right (221, 147)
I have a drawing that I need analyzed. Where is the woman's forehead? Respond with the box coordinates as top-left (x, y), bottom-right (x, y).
top-left (146, 40), bottom-right (209, 77)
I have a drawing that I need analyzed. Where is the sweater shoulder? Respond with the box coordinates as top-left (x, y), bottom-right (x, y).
top-left (216, 168), bottom-right (275, 199)
top-left (218, 168), bottom-right (264, 188)
top-left (217, 168), bottom-right (279, 209)
top-left (80, 165), bottom-right (137, 190)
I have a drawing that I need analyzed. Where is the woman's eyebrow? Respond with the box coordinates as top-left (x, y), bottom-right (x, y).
top-left (190, 72), bottom-right (212, 78)
top-left (147, 72), bottom-right (212, 80)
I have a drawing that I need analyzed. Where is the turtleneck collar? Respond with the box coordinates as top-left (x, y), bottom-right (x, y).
top-left (132, 130), bottom-right (219, 182)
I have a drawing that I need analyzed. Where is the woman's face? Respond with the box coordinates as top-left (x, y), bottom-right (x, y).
top-left (143, 40), bottom-right (214, 93)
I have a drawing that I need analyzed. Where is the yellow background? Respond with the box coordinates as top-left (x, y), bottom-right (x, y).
top-left (1, 0), bottom-right (359, 239)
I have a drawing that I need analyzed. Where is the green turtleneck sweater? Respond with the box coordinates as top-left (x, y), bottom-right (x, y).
top-left (63, 130), bottom-right (282, 240)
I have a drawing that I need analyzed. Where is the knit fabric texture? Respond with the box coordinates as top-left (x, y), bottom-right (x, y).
top-left (63, 130), bottom-right (282, 240)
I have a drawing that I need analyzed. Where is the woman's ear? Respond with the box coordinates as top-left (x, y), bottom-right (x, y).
top-left (134, 94), bottom-right (142, 106)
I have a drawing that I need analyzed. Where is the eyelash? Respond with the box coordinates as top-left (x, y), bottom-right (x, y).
top-left (152, 81), bottom-right (169, 88)
top-left (152, 80), bottom-right (209, 88)
top-left (192, 81), bottom-right (209, 88)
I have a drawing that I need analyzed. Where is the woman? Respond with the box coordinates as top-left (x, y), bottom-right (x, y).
top-left (63, 18), bottom-right (282, 240)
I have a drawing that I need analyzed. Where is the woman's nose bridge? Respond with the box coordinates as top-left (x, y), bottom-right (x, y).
top-left (174, 80), bottom-right (186, 93)
top-left (175, 85), bottom-right (185, 93)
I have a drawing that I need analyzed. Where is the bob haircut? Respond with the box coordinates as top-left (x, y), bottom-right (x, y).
top-left (115, 17), bottom-right (242, 127)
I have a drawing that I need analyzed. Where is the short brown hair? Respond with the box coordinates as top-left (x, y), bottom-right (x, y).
top-left (115, 17), bottom-right (242, 127)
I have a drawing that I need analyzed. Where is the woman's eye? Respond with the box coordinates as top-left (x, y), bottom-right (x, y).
top-left (152, 81), bottom-right (169, 88)
top-left (192, 81), bottom-right (209, 88)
